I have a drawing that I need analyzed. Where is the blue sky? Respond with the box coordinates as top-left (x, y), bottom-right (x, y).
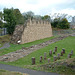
top-left (0, 0), bottom-right (75, 16)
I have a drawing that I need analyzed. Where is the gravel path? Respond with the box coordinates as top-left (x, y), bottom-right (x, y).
top-left (0, 43), bottom-right (10, 50)
top-left (0, 64), bottom-right (59, 75)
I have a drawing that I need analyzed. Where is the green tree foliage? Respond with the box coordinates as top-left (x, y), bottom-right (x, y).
top-left (51, 18), bottom-right (70, 29)
top-left (22, 11), bottom-right (34, 20)
top-left (0, 12), bottom-right (3, 28)
top-left (51, 18), bottom-right (60, 27)
top-left (0, 20), bottom-right (3, 28)
top-left (41, 15), bottom-right (51, 21)
top-left (57, 18), bottom-right (70, 29)
top-left (3, 8), bottom-right (16, 35)
top-left (0, 12), bottom-right (3, 19)
top-left (3, 8), bottom-right (25, 35)
top-left (13, 9), bottom-right (24, 24)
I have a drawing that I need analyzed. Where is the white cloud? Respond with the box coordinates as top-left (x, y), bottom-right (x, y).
top-left (0, 0), bottom-right (75, 16)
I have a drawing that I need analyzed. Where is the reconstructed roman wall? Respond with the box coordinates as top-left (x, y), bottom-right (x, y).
top-left (21, 19), bottom-right (52, 44)
top-left (10, 19), bottom-right (52, 44)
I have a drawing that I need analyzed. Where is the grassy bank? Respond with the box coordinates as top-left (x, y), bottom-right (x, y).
top-left (0, 69), bottom-right (28, 75)
top-left (0, 36), bottom-right (55, 56)
top-left (0, 36), bottom-right (75, 75)
top-left (0, 36), bottom-right (75, 66)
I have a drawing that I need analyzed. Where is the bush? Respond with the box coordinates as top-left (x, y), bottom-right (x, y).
top-left (51, 18), bottom-right (70, 29)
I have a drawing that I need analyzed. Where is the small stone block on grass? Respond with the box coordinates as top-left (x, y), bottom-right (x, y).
top-left (62, 48), bottom-right (65, 54)
top-left (57, 53), bottom-right (60, 59)
top-left (68, 54), bottom-right (71, 58)
top-left (55, 46), bottom-right (57, 52)
top-left (40, 56), bottom-right (43, 62)
top-left (49, 50), bottom-right (52, 56)
top-left (44, 52), bottom-right (46, 60)
top-left (61, 51), bottom-right (63, 56)
top-left (32, 57), bottom-right (35, 65)
top-left (54, 56), bottom-right (57, 61)
top-left (71, 50), bottom-right (73, 55)
top-left (53, 50), bottom-right (55, 54)
top-left (48, 58), bottom-right (50, 63)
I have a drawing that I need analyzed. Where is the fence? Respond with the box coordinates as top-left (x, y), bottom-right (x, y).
top-left (0, 28), bottom-right (7, 36)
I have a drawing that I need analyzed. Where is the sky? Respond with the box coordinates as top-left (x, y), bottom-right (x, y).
top-left (0, 0), bottom-right (75, 17)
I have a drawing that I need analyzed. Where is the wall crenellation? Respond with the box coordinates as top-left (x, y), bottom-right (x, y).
top-left (27, 19), bottom-right (50, 26)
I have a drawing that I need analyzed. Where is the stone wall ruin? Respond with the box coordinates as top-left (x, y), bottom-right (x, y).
top-left (10, 19), bottom-right (52, 44)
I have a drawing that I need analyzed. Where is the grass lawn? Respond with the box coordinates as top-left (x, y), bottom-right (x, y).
top-left (0, 36), bottom-right (75, 75)
top-left (0, 36), bottom-right (55, 56)
top-left (0, 36), bottom-right (75, 67)
top-left (0, 69), bottom-right (28, 75)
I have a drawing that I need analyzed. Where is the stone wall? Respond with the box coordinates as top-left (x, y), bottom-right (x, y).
top-left (10, 25), bottom-right (24, 44)
top-left (11, 19), bottom-right (52, 44)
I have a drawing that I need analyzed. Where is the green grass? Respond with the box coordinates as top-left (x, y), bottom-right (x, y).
top-left (0, 69), bottom-right (28, 75)
top-left (0, 36), bottom-right (55, 56)
top-left (0, 35), bottom-right (10, 48)
top-left (0, 36), bottom-right (75, 67)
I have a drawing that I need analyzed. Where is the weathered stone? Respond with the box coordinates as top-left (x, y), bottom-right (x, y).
top-left (53, 49), bottom-right (55, 54)
top-left (62, 48), bottom-right (65, 53)
top-left (11, 19), bottom-right (52, 44)
top-left (32, 57), bottom-right (35, 65)
top-left (44, 52), bottom-right (46, 60)
top-left (49, 50), bottom-right (52, 56)
top-left (57, 53), bottom-right (60, 59)
top-left (61, 51), bottom-right (63, 56)
top-left (54, 56), bottom-right (57, 61)
top-left (68, 54), bottom-right (71, 58)
top-left (49, 65), bottom-right (51, 68)
top-left (48, 58), bottom-right (50, 63)
top-left (71, 50), bottom-right (73, 55)
top-left (40, 56), bottom-right (43, 62)
top-left (55, 47), bottom-right (57, 52)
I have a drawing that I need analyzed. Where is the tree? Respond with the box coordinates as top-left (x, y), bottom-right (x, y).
top-left (13, 9), bottom-right (24, 24)
top-left (57, 18), bottom-right (70, 29)
top-left (0, 12), bottom-right (3, 27)
top-left (22, 11), bottom-right (34, 20)
top-left (51, 18), bottom-right (60, 27)
top-left (0, 20), bottom-right (3, 28)
top-left (3, 8), bottom-right (16, 35)
top-left (41, 15), bottom-right (51, 21)
top-left (0, 12), bottom-right (3, 19)
top-left (51, 17), bottom-right (70, 29)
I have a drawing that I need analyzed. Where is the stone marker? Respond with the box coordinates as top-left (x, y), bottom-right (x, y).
top-left (61, 51), bottom-right (63, 56)
top-left (54, 56), bottom-right (57, 61)
top-left (32, 57), bottom-right (35, 65)
top-left (44, 52), bottom-right (46, 60)
top-left (22, 47), bottom-right (25, 50)
top-left (49, 50), bottom-right (52, 56)
top-left (71, 50), bottom-right (73, 55)
top-left (48, 58), bottom-right (50, 63)
top-left (55, 47), bottom-right (57, 52)
top-left (57, 53), bottom-right (60, 59)
top-left (62, 48), bottom-right (65, 53)
top-left (53, 49), bottom-right (55, 54)
top-left (68, 54), bottom-right (71, 58)
top-left (40, 56), bottom-right (43, 62)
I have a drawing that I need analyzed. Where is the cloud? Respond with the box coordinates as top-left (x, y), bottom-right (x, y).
top-left (0, 0), bottom-right (75, 16)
